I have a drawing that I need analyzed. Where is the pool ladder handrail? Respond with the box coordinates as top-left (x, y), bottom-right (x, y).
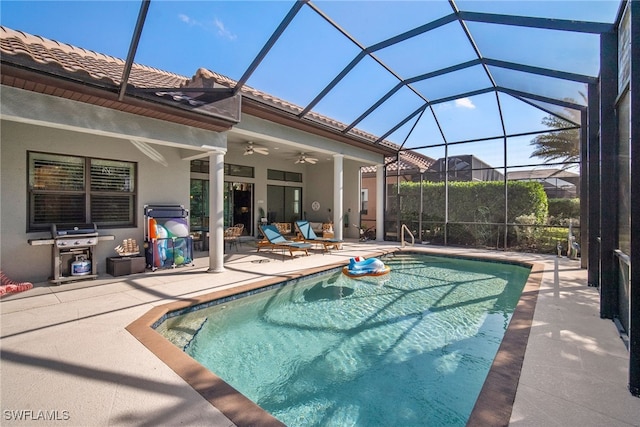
top-left (401, 224), bottom-right (415, 248)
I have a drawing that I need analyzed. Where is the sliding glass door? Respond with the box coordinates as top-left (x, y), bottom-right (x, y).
top-left (225, 182), bottom-right (254, 235)
top-left (267, 185), bottom-right (302, 225)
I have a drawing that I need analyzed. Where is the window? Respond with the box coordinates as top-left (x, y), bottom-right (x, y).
top-left (226, 164), bottom-right (254, 178)
top-left (190, 160), bottom-right (254, 178)
top-left (191, 160), bottom-right (254, 178)
top-left (267, 185), bottom-right (302, 224)
top-left (28, 152), bottom-right (136, 231)
top-left (361, 188), bottom-right (369, 215)
top-left (267, 169), bottom-right (303, 182)
top-left (190, 179), bottom-right (209, 230)
top-left (190, 159), bottom-right (209, 173)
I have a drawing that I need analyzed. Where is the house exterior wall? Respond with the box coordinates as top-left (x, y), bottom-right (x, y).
top-left (305, 161), bottom-right (335, 224)
top-left (361, 172), bottom-right (416, 233)
top-left (1, 120), bottom-right (191, 283)
top-left (228, 115), bottom-right (381, 240)
top-left (342, 159), bottom-right (362, 239)
top-left (361, 174), bottom-right (379, 228)
top-left (1, 86), bottom-right (384, 283)
top-left (223, 147), bottom-right (309, 236)
top-left (211, 146), bottom-right (365, 240)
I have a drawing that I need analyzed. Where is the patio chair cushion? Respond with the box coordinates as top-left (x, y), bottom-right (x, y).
top-left (294, 221), bottom-right (342, 252)
top-left (259, 224), bottom-right (312, 258)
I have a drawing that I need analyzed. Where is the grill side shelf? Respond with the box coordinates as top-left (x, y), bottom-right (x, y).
top-left (28, 235), bottom-right (115, 246)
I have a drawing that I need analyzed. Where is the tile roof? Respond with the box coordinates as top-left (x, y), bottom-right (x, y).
top-left (186, 68), bottom-right (398, 150)
top-left (1, 26), bottom-right (400, 153)
top-left (361, 150), bottom-right (436, 174)
top-left (0, 27), bottom-right (188, 89)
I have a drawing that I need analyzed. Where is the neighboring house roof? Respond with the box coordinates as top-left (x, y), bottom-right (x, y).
top-left (361, 150), bottom-right (436, 175)
top-left (507, 168), bottom-right (580, 196)
top-left (0, 26), bottom-right (398, 156)
top-left (506, 169), bottom-right (579, 181)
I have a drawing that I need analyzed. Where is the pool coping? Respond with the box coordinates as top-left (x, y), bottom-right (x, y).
top-left (126, 248), bottom-right (542, 427)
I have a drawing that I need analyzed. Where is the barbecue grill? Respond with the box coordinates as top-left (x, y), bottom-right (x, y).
top-left (50, 223), bottom-right (99, 284)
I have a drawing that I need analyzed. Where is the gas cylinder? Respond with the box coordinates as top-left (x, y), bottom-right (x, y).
top-left (71, 255), bottom-right (91, 276)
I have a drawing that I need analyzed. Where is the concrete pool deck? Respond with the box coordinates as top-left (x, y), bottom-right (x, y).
top-left (1, 241), bottom-right (638, 426)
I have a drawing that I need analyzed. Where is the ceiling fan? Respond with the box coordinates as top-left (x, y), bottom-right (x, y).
top-left (244, 142), bottom-right (269, 156)
top-left (295, 153), bottom-right (318, 164)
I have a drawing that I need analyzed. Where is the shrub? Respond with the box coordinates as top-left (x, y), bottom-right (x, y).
top-left (394, 180), bottom-right (548, 248)
top-left (548, 198), bottom-right (580, 225)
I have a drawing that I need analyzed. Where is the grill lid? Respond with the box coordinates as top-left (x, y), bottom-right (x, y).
top-left (51, 223), bottom-right (98, 237)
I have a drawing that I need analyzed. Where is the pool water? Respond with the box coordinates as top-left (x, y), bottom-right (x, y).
top-left (159, 253), bottom-right (530, 426)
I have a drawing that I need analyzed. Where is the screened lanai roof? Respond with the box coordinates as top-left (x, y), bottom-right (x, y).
top-left (0, 0), bottom-right (622, 163)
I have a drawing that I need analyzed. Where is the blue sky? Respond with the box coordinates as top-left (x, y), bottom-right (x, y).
top-left (0, 0), bottom-right (621, 170)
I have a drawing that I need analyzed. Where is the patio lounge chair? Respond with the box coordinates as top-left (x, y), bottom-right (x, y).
top-left (258, 224), bottom-right (312, 259)
top-left (294, 220), bottom-right (342, 252)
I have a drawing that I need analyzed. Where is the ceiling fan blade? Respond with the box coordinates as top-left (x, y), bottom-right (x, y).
top-left (293, 152), bottom-right (319, 164)
top-left (244, 141), bottom-right (269, 156)
top-left (130, 139), bottom-right (168, 167)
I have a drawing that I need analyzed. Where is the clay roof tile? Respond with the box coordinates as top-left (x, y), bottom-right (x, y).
top-left (1, 26), bottom-right (402, 152)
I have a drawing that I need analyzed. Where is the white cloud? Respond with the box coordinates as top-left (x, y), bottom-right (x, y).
top-left (455, 98), bottom-right (476, 109)
top-left (178, 14), bottom-right (237, 41)
top-left (178, 14), bottom-right (195, 25)
top-left (214, 18), bottom-right (237, 40)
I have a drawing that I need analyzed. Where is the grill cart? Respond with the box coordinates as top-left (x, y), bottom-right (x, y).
top-left (28, 223), bottom-right (114, 284)
top-left (144, 205), bottom-right (194, 271)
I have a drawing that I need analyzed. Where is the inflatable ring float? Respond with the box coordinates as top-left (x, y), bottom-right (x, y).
top-left (342, 257), bottom-right (390, 278)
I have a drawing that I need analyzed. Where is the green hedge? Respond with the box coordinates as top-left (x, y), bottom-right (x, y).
top-left (548, 198), bottom-right (580, 221)
top-left (396, 180), bottom-right (547, 223)
top-left (394, 180), bottom-right (548, 247)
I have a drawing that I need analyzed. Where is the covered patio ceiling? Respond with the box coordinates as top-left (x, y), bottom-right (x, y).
top-left (1, 0), bottom-right (623, 165)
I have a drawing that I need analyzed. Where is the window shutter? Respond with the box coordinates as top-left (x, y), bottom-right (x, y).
top-left (32, 194), bottom-right (86, 225)
top-left (90, 160), bottom-right (135, 225)
top-left (90, 160), bottom-right (135, 192)
top-left (31, 153), bottom-right (84, 191)
top-left (91, 195), bottom-right (134, 224)
top-left (29, 153), bottom-right (85, 226)
top-left (28, 152), bottom-right (137, 230)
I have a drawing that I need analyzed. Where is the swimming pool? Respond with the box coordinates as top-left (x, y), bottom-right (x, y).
top-left (153, 253), bottom-right (532, 426)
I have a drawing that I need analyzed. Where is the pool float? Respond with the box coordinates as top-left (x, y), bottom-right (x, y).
top-left (0, 270), bottom-right (33, 297)
top-left (148, 221), bottom-right (169, 268)
top-left (342, 256), bottom-right (390, 278)
top-left (164, 218), bottom-right (189, 237)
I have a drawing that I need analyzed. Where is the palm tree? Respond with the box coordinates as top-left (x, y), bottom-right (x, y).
top-left (530, 95), bottom-right (584, 166)
top-left (529, 115), bottom-right (580, 163)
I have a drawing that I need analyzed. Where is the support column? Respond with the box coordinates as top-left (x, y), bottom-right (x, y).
top-left (599, 31), bottom-right (618, 317)
top-left (208, 150), bottom-right (226, 273)
top-left (628, 0), bottom-right (640, 397)
top-left (376, 164), bottom-right (384, 241)
top-left (587, 83), bottom-right (600, 284)
top-left (333, 154), bottom-right (344, 241)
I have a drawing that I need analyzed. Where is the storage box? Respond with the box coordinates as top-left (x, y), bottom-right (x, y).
top-left (145, 236), bottom-right (194, 270)
top-left (107, 256), bottom-right (146, 276)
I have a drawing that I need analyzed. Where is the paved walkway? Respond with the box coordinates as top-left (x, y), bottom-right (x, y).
top-left (1, 242), bottom-right (638, 426)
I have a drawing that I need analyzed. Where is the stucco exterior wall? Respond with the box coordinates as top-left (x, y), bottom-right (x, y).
top-left (1, 120), bottom-right (191, 283)
top-left (1, 86), bottom-right (385, 282)
top-left (223, 147), bottom-right (309, 232)
top-left (220, 149), bottom-right (363, 239)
